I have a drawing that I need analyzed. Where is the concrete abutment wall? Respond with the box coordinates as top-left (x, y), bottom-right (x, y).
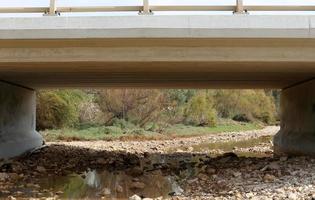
top-left (0, 81), bottom-right (43, 159)
top-left (274, 79), bottom-right (315, 155)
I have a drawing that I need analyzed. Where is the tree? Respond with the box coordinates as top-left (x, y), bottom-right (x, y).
top-left (96, 89), bottom-right (166, 127)
top-left (183, 91), bottom-right (217, 126)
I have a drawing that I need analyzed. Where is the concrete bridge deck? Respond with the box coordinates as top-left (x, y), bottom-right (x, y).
top-left (0, 15), bottom-right (315, 88)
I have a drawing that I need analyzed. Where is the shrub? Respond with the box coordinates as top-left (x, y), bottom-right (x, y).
top-left (96, 89), bottom-right (166, 127)
top-left (36, 90), bottom-right (85, 130)
top-left (183, 91), bottom-right (217, 127)
top-left (214, 90), bottom-right (276, 124)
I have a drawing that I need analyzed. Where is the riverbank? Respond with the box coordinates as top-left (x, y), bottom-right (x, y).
top-left (3, 126), bottom-right (315, 200)
top-left (41, 122), bottom-right (262, 142)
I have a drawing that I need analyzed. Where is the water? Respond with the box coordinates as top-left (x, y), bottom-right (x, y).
top-left (1, 136), bottom-right (273, 199)
top-left (190, 135), bottom-right (273, 157)
top-left (36, 169), bottom-right (177, 199)
top-left (169, 135), bottom-right (273, 158)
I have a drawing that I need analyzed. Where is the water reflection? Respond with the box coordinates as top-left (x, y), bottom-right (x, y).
top-left (39, 169), bottom-right (178, 199)
top-left (171, 135), bottom-right (273, 158)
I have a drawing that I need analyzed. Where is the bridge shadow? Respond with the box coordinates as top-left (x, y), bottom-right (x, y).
top-left (0, 144), bottom-right (312, 199)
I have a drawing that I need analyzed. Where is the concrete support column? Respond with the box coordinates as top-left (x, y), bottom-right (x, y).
top-left (274, 79), bottom-right (315, 155)
top-left (0, 81), bottom-right (43, 159)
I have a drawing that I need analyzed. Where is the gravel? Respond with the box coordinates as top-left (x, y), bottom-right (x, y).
top-left (2, 126), bottom-right (315, 200)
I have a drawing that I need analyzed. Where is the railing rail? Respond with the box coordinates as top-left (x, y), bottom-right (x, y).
top-left (1, 0), bottom-right (315, 15)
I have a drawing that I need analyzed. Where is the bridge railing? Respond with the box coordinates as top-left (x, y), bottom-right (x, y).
top-left (1, 0), bottom-right (315, 15)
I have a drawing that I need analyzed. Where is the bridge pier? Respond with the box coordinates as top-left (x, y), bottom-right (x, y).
top-left (274, 79), bottom-right (315, 156)
top-left (0, 81), bottom-right (43, 159)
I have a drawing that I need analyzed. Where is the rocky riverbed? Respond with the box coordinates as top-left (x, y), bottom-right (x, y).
top-left (1, 126), bottom-right (315, 200)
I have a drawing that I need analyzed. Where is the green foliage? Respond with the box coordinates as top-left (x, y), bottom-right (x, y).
top-left (38, 88), bottom-right (278, 135)
top-left (183, 91), bottom-right (217, 127)
top-left (36, 90), bottom-right (85, 130)
top-left (213, 90), bottom-right (276, 124)
top-left (42, 122), bottom-right (262, 142)
top-left (165, 89), bottom-right (196, 105)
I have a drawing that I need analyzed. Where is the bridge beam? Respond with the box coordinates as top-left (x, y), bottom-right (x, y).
top-left (274, 79), bottom-right (315, 155)
top-left (0, 81), bottom-right (43, 159)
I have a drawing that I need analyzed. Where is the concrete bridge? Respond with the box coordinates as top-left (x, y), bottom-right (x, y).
top-left (1, 14), bottom-right (315, 158)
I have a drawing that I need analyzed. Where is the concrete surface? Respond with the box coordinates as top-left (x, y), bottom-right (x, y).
top-left (0, 15), bottom-right (314, 39)
top-left (274, 79), bottom-right (315, 155)
top-left (0, 15), bottom-right (315, 88)
top-left (0, 81), bottom-right (43, 159)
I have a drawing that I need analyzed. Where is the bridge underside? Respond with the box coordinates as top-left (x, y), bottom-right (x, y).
top-left (1, 15), bottom-right (315, 158)
top-left (0, 38), bottom-right (315, 89)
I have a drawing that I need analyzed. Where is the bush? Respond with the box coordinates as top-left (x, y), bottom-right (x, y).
top-left (232, 114), bottom-right (251, 122)
top-left (96, 89), bottom-right (166, 127)
top-left (214, 90), bottom-right (276, 124)
top-left (36, 90), bottom-right (85, 130)
top-left (183, 91), bottom-right (217, 127)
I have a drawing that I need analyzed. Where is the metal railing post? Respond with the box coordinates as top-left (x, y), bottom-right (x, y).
top-left (139, 0), bottom-right (153, 15)
top-left (44, 0), bottom-right (58, 16)
top-left (234, 0), bottom-right (247, 14)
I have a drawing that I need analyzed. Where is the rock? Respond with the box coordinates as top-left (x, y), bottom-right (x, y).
top-left (8, 196), bottom-right (16, 200)
top-left (233, 172), bottom-right (242, 177)
top-left (6, 173), bottom-right (20, 181)
top-left (101, 188), bottom-right (111, 195)
top-left (143, 198), bottom-right (153, 200)
top-left (129, 194), bottom-right (142, 200)
top-left (128, 166), bottom-right (143, 176)
top-left (96, 158), bottom-right (107, 165)
top-left (198, 173), bottom-right (208, 181)
top-left (187, 147), bottom-right (194, 152)
top-left (116, 185), bottom-right (123, 193)
top-left (263, 174), bottom-right (276, 182)
top-left (130, 181), bottom-right (145, 189)
top-left (36, 166), bottom-right (46, 173)
top-left (269, 162), bottom-right (280, 170)
top-left (280, 156), bottom-right (288, 162)
top-left (0, 172), bottom-right (9, 181)
top-left (235, 192), bottom-right (242, 199)
top-left (287, 192), bottom-right (298, 200)
top-left (55, 191), bottom-right (63, 195)
top-left (206, 167), bottom-right (216, 175)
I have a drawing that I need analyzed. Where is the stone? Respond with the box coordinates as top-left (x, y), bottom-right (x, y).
top-left (96, 158), bottom-right (107, 165)
top-left (8, 196), bottom-right (16, 200)
top-left (206, 167), bottom-right (216, 175)
top-left (233, 172), bottom-right (242, 177)
top-left (102, 188), bottom-right (111, 195)
top-left (187, 147), bottom-right (194, 152)
top-left (128, 166), bottom-right (143, 176)
top-left (55, 191), bottom-right (63, 195)
top-left (116, 185), bottom-right (123, 193)
top-left (36, 166), bottom-right (46, 173)
top-left (287, 192), bottom-right (298, 200)
top-left (130, 181), bottom-right (145, 189)
top-left (129, 194), bottom-right (142, 200)
top-left (269, 162), bottom-right (280, 170)
top-left (263, 174), bottom-right (276, 182)
top-left (198, 173), bottom-right (208, 181)
top-left (0, 172), bottom-right (9, 181)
